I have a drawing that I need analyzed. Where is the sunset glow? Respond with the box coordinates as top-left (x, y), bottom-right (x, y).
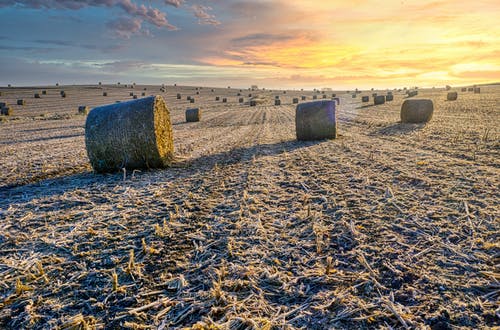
top-left (0, 0), bottom-right (498, 88)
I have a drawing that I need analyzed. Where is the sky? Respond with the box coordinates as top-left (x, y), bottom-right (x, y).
top-left (0, 0), bottom-right (499, 89)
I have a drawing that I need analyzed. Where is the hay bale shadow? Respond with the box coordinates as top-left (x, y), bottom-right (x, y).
top-left (356, 104), bottom-right (375, 109)
top-left (373, 122), bottom-right (426, 136)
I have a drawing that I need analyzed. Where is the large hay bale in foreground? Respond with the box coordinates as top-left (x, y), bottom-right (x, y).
top-left (374, 95), bottom-right (385, 105)
top-left (447, 92), bottom-right (458, 101)
top-left (362, 96), bottom-right (369, 102)
top-left (186, 108), bottom-right (201, 122)
top-left (401, 99), bottom-right (433, 123)
top-left (296, 100), bottom-right (338, 141)
top-left (85, 95), bottom-right (173, 173)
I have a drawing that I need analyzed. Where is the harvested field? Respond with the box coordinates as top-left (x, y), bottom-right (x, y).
top-left (0, 84), bottom-right (499, 329)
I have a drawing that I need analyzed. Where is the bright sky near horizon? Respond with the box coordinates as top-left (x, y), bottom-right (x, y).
top-left (0, 0), bottom-right (499, 89)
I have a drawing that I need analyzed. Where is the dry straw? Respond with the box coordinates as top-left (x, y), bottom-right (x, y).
top-left (401, 99), bottom-right (434, 123)
top-left (296, 100), bottom-right (339, 141)
top-left (447, 92), bottom-right (458, 101)
top-left (185, 108), bottom-right (201, 122)
top-left (85, 95), bottom-right (174, 172)
top-left (374, 95), bottom-right (385, 105)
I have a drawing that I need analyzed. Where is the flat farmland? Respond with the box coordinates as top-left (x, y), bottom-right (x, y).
top-left (0, 84), bottom-right (499, 329)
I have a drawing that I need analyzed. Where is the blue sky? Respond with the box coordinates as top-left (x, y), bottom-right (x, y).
top-left (0, 1), bottom-right (499, 89)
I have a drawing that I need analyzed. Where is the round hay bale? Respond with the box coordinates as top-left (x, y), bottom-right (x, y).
top-left (1, 106), bottom-right (13, 116)
top-left (387, 91), bottom-right (393, 95)
top-left (196, 91), bottom-right (200, 95)
top-left (56, 83), bottom-right (59, 86)
top-left (401, 99), bottom-right (433, 123)
top-left (301, 96), bottom-right (306, 100)
top-left (133, 95), bottom-right (138, 99)
top-left (142, 92), bottom-right (146, 96)
top-left (186, 108), bottom-right (201, 122)
top-left (461, 88), bottom-right (466, 92)
top-left (447, 92), bottom-right (458, 101)
top-left (283, 91), bottom-right (286, 94)
top-left (248, 94), bottom-right (252, 97)
top-left (386, 94), bottom-right (394, 102)
top-left (362, 96), bottom-right (369, 102)
top-left (42, 90), bottom-right (47, 95)
top-left (17, 99), bottom-right (25, 105)
top-left (374, 95), bottom-right (385, 105)
top-left (99, 82), bottom-right (102, 85)
top-left (187, 96), bottom-right (191, 100)
top-left (7, 84), bottom-right (11, 87)
top-left (103, 92), bottom-right (108, 96)
top-left (177, 93), bottom-right (181, 99)
top-left (474, 87), bottom-right (480, 94)
top-left (352, 94), bottom-right (356, 98)
top-left (215, 96), bottom-right (220, 101)
top-left (85, 95), bottom-right (173, 173)
top-left (250, 100), bottom-right (257, 107)
top-left (60, 91), bottom-right (65, 96)
top-left (78, 106), bottom-right (89, 115)
top-left (275, 95), bottom-right (280, 99)
top-left (34, 93), bottom-right (40, 98)
top-left (372, 93), bottom-right (377, 97)
top-left (0, 102), bottom-right (7, 108)
top-left (323, 94), bottom-right (327, 99)
top-left (296, 100), bottom-right (338, 141)
top-left (237, 93), bottom-right (241, 96)
top-left (445, 85), bottom-right (451, 90)
top-left (222, 98), bottom-right (227, 103)
top-left (61, 92), bottom-right (66, 98)
top-left (143, 87), bottom-right (147, 91)
top-left (190, 98), bottom-right (195, 103)
top-left (332, 93), bottom-right (336, 97)
top-left (129, 92), bottom-right (134, 96)
top-left (313, 95), bottom-right (317, 100)
top-left (275, 99), bottom-right (281, 106)
top-left (293, 98), bottom-right (299, 104)
top-left (239, 98), bottom-right (244, 103)
top-left (211, 89), bottom-right (214, 92)
top-left (468, 87), bottom-right (473, 92)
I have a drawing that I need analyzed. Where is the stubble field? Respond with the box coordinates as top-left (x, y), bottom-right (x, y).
top-left (0, 84), bottom-right (499, 329)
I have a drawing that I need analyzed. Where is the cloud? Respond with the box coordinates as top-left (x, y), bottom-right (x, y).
top-left (191, 5), bottom-right (220, 25)
top-left (165, 0), bottom-right (184, 7)
top-left (106, 17), bottom-right (145, 39)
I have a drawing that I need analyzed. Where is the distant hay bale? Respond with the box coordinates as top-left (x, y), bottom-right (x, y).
top-left (283, 91), bottom-right (286, 94)
top-left (474, 87), bottom-right (481, 94)
top-left (215, 96), bottom-right (220, 101)
top-left (185, 108), bottom-right (201, 122)
top-left (0, 102), bottom-right (7, 108)
top-left (461, 88), bottom-right (466, 92)
top-left (85, 95), bottom-right (173, 173)
top-left (386, 94), bottom-right (394, 101)
top-left (293, 98), bottom-right (299, 104)
top-left (17, 99), bottom-right (26, 105)
top-left (211, 89), bottom-right (214, 92)
top-left (239, 98), bottom-right (244, 103)
top-left (275, 96), bottom-right (280, 99)
top-left (362, 96), bottom-right (369, 102)
top-left (313, 95), bottom-right (317, 100)
top-left (196, 91), bottom-right (200, 95)
top-left (42, 90), bottom-right (47, 95)
top-left (407, 91), bottom-right (418, 97)
top-left (222, 98), bottom-right (227, 103)
top-left (250, 100), bottom-right (257, 106)
top-left (237, 93), bottom-right (241, 96)
top-left (103, 92), bottom-right (108, 96)
top-left (447, 92), bottom-right (458, 101)
top-left (296, 100), bottom-right (338, 141)
top-left (187, 96), bottom-right (191, 100)
top-left (468, 87), bottom-right (473, 92)
top-left (130, 92), bottom-right (134, 96)
top-left (99, 82), bottom-right (102, 85)
top-left (401, 99), bottom-right (434, 123)
top-left (445, 85), bottom-right (451, 90)
top-left (372, 93), bottom-right (377, 97)
top-left (60, 91), bottom-right (65, 96)
top-left (143, 88), bottom-right (147, 91)
top-left (142, 92), bottom-right (146, 96)
top-left (133, 95), bottom-right (138, 99)
top-left (78, 106), bottom-right (89, 115)
top-left (301, 96), bottom-right (306, 101)
top-left (275, 99), bottom-right (281, 106)
top-left (1, 106), bottom-right (12, 116)
top-left (34, 93), bottom-right (40, 98)
top-left (374, 95), bottom-right (385, 105)
top-left (332, 94), bottom-right (336, 97)
top-left (323, 94), bottom-right (327, 99)
top-left (56, 83), bottom-right (59, 86)
top-left (248, 94), bottom-right (252, 97)
top-left (177, 93), bottom-right (181, 99)
top-left (8, 84), bottom-right (11, 87)
top-left (190, 98), bottom-right (195, 103)
top-left (352, 94), bottom-right (356, 98)
top-left (387, 91), bottom-right (393, 95)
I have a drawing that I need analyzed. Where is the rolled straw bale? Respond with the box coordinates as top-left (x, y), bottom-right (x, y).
top-left (386, 94), bottom-right (394, 101)
top-left (313, 95), bottom-right (317, 100)
top-left (250, 100), bottom-right (257, 106)
top-left (222, 98), bottom-right (227, 103)
top-left (41, 90), bottom-right (46, 95)
top-left (177, 93), bottom-right (181, 99)
top-left (133, 95), bottom-right (138, 99)
top-left (85, 95), bottom-right (173, 172)
top-left (332, 94), bottom-right (336, 97)
top-left (186, 108), bottom-right (201, 122)
top-left (60, 91), bottom-right (65, 96)
top-left (99, 82), bottom-right (102, 85)
top-left (362, 96), bottom-right (369, 102)
top-left (275, 96), bottom-right (280, 99)
top-left (142, 92), bottom-right (146, 96)
top-left (216, 96), bottom-right (220, 101)
top-left (248, 94), bottom-right (252, 97)
top-left (447, 92), bottom-right (458, 101)
top-left (56, 83), bottom-right (59, 86)
top-left (61, 92), bottom-right (66, 98)
top-left (445, 85), bottom-right (451, 90)
top-left (17, 99), bottom-right (26, 105)
top-left (293, 98), bottom-right (299, 104)
top-left (8, 84), bottom-right (11, 87)
top-left (237, 93), bottom-right (241, 96)
top-left (196, 91), bottom-right (200, 95)
top-left (387, 91), bottom-right (393, 95)
top-left (103, 92), bottom-right (108, 96)
top-left (461, 88), bottom-right (466, 92)
top-left (190, 98), bottom-right (195, 103)
top-left (275, 99), bottom-right (281, 106)
top-left (78, 106), bottom-right (89, 115)
top-left (1, 106), bottom-right (12, 116)
top-left (211, 89), bottom-right (214, 92)
top-left (467, 87), bottom-right (473, 92)
top-left (374, 95), bottom-right (385, 105)
top-left (187, 96), bottom-right (191, 100)
top-left (323, 94), bottom-right (327, 99)
top-left (301, 96), bottom-right (306, 101)
top-left (295, 100), bottom-right (339, 141)
top-left (283, 91), bottom-right (287, 94)
top-left (143, 88), bottom-right (147, 91)
top-left (401, 99), bottom-right (433, 123)
top-left (372, 93), bottom-right (377, 97)
top-left (0, 102), bottom-right (6, 107)
top-left (239, 98), bottom-right (244, 103)
top-left (474, 87), bottom-right (480, 94)
top-left (34, 93), bottom-right (40, 98)
top-left (352, 94), bottom-right (356, 98)
top-left (130, 92), bottom-right (134, 96)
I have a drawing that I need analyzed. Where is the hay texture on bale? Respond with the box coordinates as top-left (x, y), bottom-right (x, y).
top-left (362, 96), bottom-right (369, 102)
top-left (374, 95), bottom-right (385, 105)
top-left (85, 95), bottom-right (173, 173)
top-left (401, 99), bottom-right (434, 123)
top-left (386, 94), bottom-right (394, 101)
top-left (296, 100), bottom-right (339, 141)
top-left (447, 92), bottom-right (458, 101)
top-left (185, 108), bottom-right (201, 122)
top-left (78, 106), bottom-right (89, 115)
